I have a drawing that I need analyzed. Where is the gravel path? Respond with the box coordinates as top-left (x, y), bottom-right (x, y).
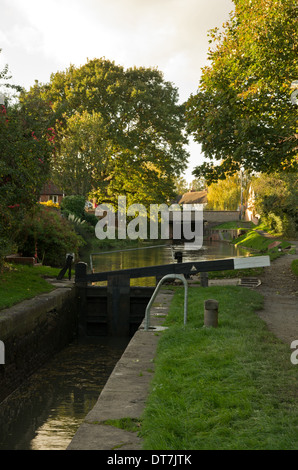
top-left (255, 243), bottom-right (298, 346)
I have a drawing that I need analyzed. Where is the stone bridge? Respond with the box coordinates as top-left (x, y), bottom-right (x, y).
top-left (168, 209), bottom-right (240, 223)
top-left (168, 209), bottom-right (240, 239)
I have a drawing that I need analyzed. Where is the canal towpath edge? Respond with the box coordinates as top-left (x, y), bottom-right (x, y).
top-left (67, 289), bottom-right (174, 451)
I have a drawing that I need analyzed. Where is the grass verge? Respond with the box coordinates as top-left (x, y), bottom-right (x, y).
top-left (291, 259), bottom-right (298, 276)
top-left (213, 221), bottom-right (254, 230)
top-left (0, 264), bottom-right (69, 310)
top-left (141, 286), bottom-right (298, 450)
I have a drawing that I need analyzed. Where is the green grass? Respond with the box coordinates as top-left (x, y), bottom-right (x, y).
top-left (0, 264), bottom-right (69, 310)
top-left (233, 230), bottom-right (274, 251)
top-left (213, 221), bottom-right (254, 230)
top-left (141, 286), bottom-right (298, 450)
top-left (291, 259), bottom-right (298, 276)
top-left (208, 267), bottom-right (264, 279)
top-left (232, 229), bottom-right (291, 260)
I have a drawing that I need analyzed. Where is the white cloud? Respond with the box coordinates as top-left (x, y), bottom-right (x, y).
top-left (9, 24), bottom-right (43, 55)
top-left (4, 0), bottom-right (234, 88)
top-left (1, 0), bottom-right (234, 180)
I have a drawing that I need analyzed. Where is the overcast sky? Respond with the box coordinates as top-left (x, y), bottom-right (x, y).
top-left (0, 0), bottom-right (234, 183)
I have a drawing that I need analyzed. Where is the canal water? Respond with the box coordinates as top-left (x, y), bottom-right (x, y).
top-left (89, 240), bottom-right (250, 286)
top-left (0, 241), bottom-right (250, 450)
top-left (0, 336), bottom-right (129, 450)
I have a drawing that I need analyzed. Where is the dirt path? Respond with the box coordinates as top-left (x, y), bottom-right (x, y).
top-left (255, 242), bottom-right (298, 346)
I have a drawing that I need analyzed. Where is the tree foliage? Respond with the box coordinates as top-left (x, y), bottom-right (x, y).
top-left (20, 59), bottom-right (189, 207)
top-left (15, 205), bottom-right (84, 267)
top-left (186, 0), bottom-right (298, 183)
top-left (252, 172), bottom-right (298, 236)
top-left (206, 170), bottom-right (250, 211)
top-left (0, 52), bottom-right (52, 246)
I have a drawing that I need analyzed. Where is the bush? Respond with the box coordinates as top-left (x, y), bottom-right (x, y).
top-left (39, 200), bottom-right (60, 209)
top-left (262, 212), bottom-right (296, 238)
top-left (15, 206), bottom-right (85, 267)
top-left (83, 212), bottom-right (98, 227)
top-left (0, 237), bottom-right (18, 268)
top-left (60, 195), bottom-right (98, 227)
top-left (60, 195), bottom-right (85, 219)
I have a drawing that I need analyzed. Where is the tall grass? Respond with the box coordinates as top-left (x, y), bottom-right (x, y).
top-left (141, 286), bottom-right (298, 450)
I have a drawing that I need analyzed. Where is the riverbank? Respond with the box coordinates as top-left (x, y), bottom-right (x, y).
top-left (0, 282), bottom-right (77, 403)
top-left (0, 264), bottom-right (71, 311)
top-left (0, 234), bottom-right (296, 449)
top-left (67, 247), bottom-right (297, 450)
top-left (213, 221), bottom-right (293, 260)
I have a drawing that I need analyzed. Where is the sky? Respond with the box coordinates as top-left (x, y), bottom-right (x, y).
top-left (0, 0), bottom-right (235, 183)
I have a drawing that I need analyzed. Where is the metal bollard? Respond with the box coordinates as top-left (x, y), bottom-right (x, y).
top-left (204, 299), bottom-right (218, 328)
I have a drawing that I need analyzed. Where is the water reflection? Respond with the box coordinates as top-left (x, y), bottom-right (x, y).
top-left (90, 241), bottom-right (250, 286)
top-left (0, 336), bottom-right (129, 450)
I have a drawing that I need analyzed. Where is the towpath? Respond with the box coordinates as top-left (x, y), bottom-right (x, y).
top-left (255, 242), bottom-right (298, 346)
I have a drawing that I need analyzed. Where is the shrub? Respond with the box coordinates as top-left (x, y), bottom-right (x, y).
top-left (39, 200), bottom-right (60, 209)
top-left (60, 195), bottom-right (85, 219)
top-left (15, 206), bottom-right (85, 267)
top-left (83, 212), bottom-right (98, 227)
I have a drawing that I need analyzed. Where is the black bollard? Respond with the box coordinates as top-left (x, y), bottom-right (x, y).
top-left (174, 251), bottom-right (183, 263)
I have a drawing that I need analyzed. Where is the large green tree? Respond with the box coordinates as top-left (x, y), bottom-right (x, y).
top-left (186, 0), bottom-right (298, 183)
top-left (20, 59), bottom-right (189, 206)
top-left (53, 110), bottom-right (112, 196)
top-left (0, 53), bottom-right (52, 250)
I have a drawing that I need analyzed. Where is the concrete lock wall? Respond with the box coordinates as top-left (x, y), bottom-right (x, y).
top-left (0, 287), bottom-right (77, 403)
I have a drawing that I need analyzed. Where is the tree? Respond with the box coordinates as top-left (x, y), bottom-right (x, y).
top-left (251, 171), bottom-right (297, 236)
top-left (52, 110), bottom-right (112, 196)
top-left (186, 0), bottom-right (298, 183)
top-left (206, 170), bottom-right (250, 211)
top-left (20, 59), bottom-right (189, 207)
top-left (189, 177), bottom-right (207, 191)
top-left (0, 53), bottom-right (53, 250)
top-left (172, 176), bottom-right (188, 196)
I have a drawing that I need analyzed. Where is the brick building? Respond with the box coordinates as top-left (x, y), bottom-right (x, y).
top-left (39, 182), bottom-right (64, 205)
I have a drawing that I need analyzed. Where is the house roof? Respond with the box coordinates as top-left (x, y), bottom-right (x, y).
top-left (40, 181), bottom-right (63, 195)
top-left (176, 190), bottom-right (208, 205)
